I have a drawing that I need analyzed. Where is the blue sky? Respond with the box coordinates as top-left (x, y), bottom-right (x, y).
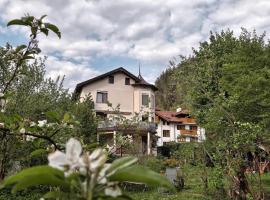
top-left (1, 0), bottom-right (270, 90)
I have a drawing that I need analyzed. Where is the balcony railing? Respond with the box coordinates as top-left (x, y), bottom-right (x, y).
top-left (97, 120), bottom-right (156, 133)
top-left (179, 129), bottom-right (197, 136)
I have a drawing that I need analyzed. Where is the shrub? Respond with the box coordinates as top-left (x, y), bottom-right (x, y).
top-left (164, 158), bottom-right (180, 168)
top-left (138, 156), bottom-right (166, 173)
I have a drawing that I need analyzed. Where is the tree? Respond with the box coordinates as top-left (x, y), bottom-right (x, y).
top-left (162, 29), bottom-right (270, 199)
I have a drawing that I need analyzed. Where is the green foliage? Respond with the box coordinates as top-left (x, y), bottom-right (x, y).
top-left (72, 95), bottom-right (97, 144)
top-left (155, 67), bottom-right (178, 110)
top-left (109, 165), bottom-right (174, 191)
top-left (1, 155), bottom-right (174, 199)
top-left (156, 29), bottom-right (270, 199)
top-left (138, 156), bottom-right (165, 173)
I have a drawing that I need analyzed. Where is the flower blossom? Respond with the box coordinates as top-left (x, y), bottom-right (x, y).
top-left (38, 120), bottom-right (47, 127)
top-left (20, 128), bottom-right (26, 134)
top-left (48, 138), bottom-right (83, 171)
top-left (88, 148), bottom-right (107, 172)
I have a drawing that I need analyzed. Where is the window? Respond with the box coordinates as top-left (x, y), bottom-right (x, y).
top-left (163, 130), bottom-right (170, 137)
top-left (96, 92), bottom-right (108, 103)
top-left (142, 94), bottom-right (149, 106)
top-left (191, 126), bottom-right (197, 131)
top-left (163, 120), bottom-right (166, 125)
top-left (151, 94), bottom-right (155, 108)
top-left (125, 78), bottom-right (130, 85)
top-left (177, 125), bottom-right (185, 130)
top-left (96, 112), bottom-right (107, 119)
top-left (108, 76), bottom-right (114, 84)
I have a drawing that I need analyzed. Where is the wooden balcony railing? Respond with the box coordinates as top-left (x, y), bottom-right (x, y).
top-left (179, 129), bottom-right (197, 136)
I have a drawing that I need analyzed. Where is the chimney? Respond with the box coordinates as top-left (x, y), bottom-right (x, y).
top-left (176, 107), bottom-right (182, 112)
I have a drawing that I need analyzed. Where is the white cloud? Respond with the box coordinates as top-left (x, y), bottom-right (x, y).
top-left (1, 0), bottom-right (270, 89)
top-left (45, 56), bottom-right (100, 90)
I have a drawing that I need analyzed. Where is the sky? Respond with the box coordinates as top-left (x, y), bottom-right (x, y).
top-left (0, 0), bottom-right (270, 90)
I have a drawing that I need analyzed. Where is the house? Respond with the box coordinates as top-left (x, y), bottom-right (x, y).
top-left (74, 67), bottom-right (157, 155)
top-left (155, 108), bottom-right (205, 146)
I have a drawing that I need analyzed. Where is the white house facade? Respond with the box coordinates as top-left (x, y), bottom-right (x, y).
top-left (155, 108), bottom-right (206, 146)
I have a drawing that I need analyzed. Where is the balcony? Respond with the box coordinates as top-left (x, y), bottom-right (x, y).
top-left (179, 129), bottom-right (197, 136)
top-left (97, 120), bottom-right (156, 133)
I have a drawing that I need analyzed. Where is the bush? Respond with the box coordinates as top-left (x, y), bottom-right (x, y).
top-left (164, 158), bottom-right (180, 168)
top-left (138, 156), bottom-right (165, 173)
top-left (0, 188), bottom-right (45, 200)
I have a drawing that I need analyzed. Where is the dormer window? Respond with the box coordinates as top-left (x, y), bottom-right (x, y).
top-left (125, 78), bottom-right (130, 85)
top-left (108, 76), bottom-right (114, 84)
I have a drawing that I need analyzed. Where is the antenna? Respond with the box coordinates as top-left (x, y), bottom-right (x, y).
top-left (138, 61), bottom-right (141, 77)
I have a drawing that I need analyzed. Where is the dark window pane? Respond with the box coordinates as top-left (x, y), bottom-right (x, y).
top-left (103, 92), bottom-right (108, 103)
top-left (96, 92), bottom-right (108, 103)
top-left (142, 94), bottom-right (149, 106)
top-left (163, 130), bottom-right (170, 137)
top-left (125, 78), bottom-right (130, 85)
top-left (108, 76), bottom-right (114, 84)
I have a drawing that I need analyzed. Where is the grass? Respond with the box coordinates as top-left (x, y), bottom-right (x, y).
top-left (128, 165), bottom-right (213, 200)
top-left (128, 165), bottom-right (270, 200)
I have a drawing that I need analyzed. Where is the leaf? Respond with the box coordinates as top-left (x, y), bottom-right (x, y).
top-left (22, 55), bottom-right (35, 60)
top-left (2, 166), bottom-right (67, 192)
top-left (40, 28), bottom-right (49, 36)
top-left (43, 191), bottom-right (77, 199)
top-left (45, 111), bottom-right (61, 122)
top-left (108, 165), bottom-right (175, 191)
top-left (43, 191), bottom-right (63, 199)
top-left (63, 113), bottom-right (70, 122)
top-left (107, 157), bottom-right (138, 176)
top-left (30, 149), bottom-right (47, 158)
top-left (7, 19), bottom-right (27, 26)
top-left (39, 15), bottom-right (47, 21)
top-left (15, 45), bottom-right (27, 53)
top-left (45, 23), bottom-right (61, 38)
top-left (11, 173), bottom-right (68, 193)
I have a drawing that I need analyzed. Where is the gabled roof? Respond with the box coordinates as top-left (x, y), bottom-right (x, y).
top-left (155, 110), bottom-right (195, 124)
top-left (132, 73), bottom-right (158, 91)
top-left (74, 67), bottom-right (157, 95)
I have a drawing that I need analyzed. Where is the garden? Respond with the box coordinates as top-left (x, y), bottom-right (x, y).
top-left (0, 14), bottom-right (270, 200)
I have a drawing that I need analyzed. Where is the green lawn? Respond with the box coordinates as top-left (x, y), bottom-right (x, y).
top-left (128, 165), bottom-right (212, 200)
top-left (128, 166), bottom-right (270, 200)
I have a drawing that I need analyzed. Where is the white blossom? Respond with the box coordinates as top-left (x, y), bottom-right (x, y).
top-left (26, 135), bottom-right (35, 141)
top-left (105, 185), bottom-right (122, 197)
top-left (98, 164), bottom-right (111, 184)
top-left (106, 144), bottom-right (114, 153)
top-left (0, 93), bottom-right (4, 98)
top-left (0, 122), bottom-right (4, 127)
top-left (0, 99), bottom-right (6, 108)
top-left (30, 122), bottom-right (36, 127)
top-left (48, 138), bottom-right (83, 171)
top-left (88, 148), bottom-right (107, 172)
top-left (38, 120), bottom-right (47, 127)
top-left (19, 128), bottom-right (26, 134)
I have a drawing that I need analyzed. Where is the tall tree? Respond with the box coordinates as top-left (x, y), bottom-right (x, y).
top-left (156, 29), bottom-right (270, 199)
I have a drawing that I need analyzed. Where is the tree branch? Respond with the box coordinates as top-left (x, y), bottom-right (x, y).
top-left (0, 127), bottom-right (60, 150)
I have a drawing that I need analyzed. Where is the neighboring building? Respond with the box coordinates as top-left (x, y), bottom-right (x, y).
top-left (155, 108), bottom-right (205, 146)
top-left (74, 67), bottom-right (157, 155)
